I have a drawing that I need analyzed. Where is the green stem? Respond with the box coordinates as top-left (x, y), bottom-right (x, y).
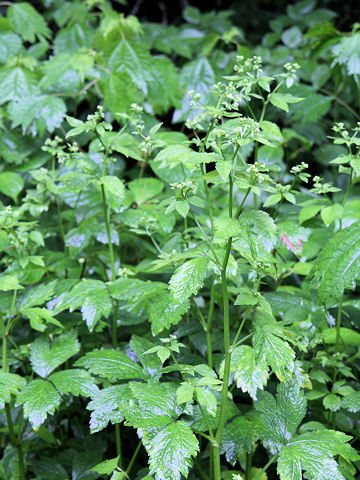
top-left (100, 183), bottom-right (116, 280)
top-left (245, 452), bottom-right (252, 480)
top-left (5, 405), bottom-right (25, 480)
top-left (256, 455), bottom-right (277, 479)
top-left (206, 277), bottom-right (216, 368)
top-left (125, 439), bottom-right (142, 475)
top-left (334, 296), bottom-right (343, 353)
top-left (201, 163), bottom-right (215, 237)
top-left (100, 176), bottom-right (122, 465)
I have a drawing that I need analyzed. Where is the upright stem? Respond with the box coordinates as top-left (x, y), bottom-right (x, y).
top-left (2, 295), bottom-right (26, 480)
top-left (100, 180), bottom-right (122, 466)
top-left (334, 296), bottom-right (343, 354)
top-left (206, 277), bottom-right (216, 368)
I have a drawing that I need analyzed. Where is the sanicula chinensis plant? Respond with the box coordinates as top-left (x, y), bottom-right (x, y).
top-left (1, 2), bottom-right (360, 480)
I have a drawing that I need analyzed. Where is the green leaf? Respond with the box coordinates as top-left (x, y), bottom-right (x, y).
top-left (146, 420), bottom-right (199, 480)
top-left (332, 32), bottom-right (360, 76)
top-left (221, 416), bottom-right (256, 465)
top-left (129, 335), bottom-right (162, 378)
top-left (148, 294), bottom-right (189, 335)
top-left (91, 457), bottom-right (121, 475)
top-left (277, 430), bottom-right (358, 480)
top-left (177, 382), bottom-right (195, 404)
top-left (9, 95), bottom-right (66, 135)
top-left (148, 57), bottom-right (181, 114)
top-left (0, 172), bottom-right (24, 201)
top-left (214, 218), bottom-right (241, 238)
top-left (281, 26), bottom-right (302, 48)
top-left (228, 345), bottom-right (269, 400)
top-left (253, 312), bottom-right (296, 381)
top-left (8, 2), bottom-right (50, 42)
top-left (268, 93), bottom-right (303, 112)
top-left (54, 279), bottom-right (112, 331)
top-left (321, 204), bottom-right (343, 225)
top-left (255, 377), bottom-right (307, 453)
top-left (87, 385), bottom-right (132, 433)
top-left (0, 372), bottom-right (26, 408)
top-left (323, 394), bottom-right (341, 412)
top-left (100, 71), bottom-right (141, 116)
top-left (322, 327), bottom-right (360, 347)
top-left (16, 379), bottom-right (61, 429)
top-left (341, 391), bottom-right (360, 413)
top-left (108, 39), bottom-right (152, 90)
top-left (312, 223), bottom-right (360, 303)
top-left (0, 32), bottom-right (22, 63)
top-left (0, 67), bottom-right (38, 104)
top-left (0, 273), bottom-right (22, 291)
top-left (169, 257), bottom-right (208, 303)
top-left (173, 57), bottom-right (215, 123)
top-left (128, 178), bottom-right (164, 205)
top-left (195, 387), bottom-right (217, 416)
top-left (30, 331), bottom-right (80, 378)
top-left (215, 160), bottom-right (233, 180)
top-left (49, 369), bottom-right (98, 397)
top-left (75, 349), bottom-right (146, 380)
top-left (102, 175), bottom-right (126, 209)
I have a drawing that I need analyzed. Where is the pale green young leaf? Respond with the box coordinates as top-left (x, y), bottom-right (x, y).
top-left (0, 274), bottom-right (23, 291)
top-left (30, 331), bottom-right (80, 378)
top-left (16, 379), bottom-right (61, 429)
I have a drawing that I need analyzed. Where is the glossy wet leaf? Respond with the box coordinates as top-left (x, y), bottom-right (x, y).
top-left (169, 257), bottom-right (208, 303)
top-left (30, 331), bottom-right (80, 378)
top-left (16, 379), bottom-right (61, 429)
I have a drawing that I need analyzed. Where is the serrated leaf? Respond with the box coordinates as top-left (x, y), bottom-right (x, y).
top-left (146, 420), bottom-right (199, 480)
top-left (277, 430), bottom-right (358, 480)
top-left (8, 2), bottom-right (50, 42)
top-left (341, 391), bottom-right (360, 412)
top-left (9, 95), bottom-right (66, 135)
top-left (256, 377), bottom-right (307, 454)
top-left (0, 32), bottom-right (22, 63)
top-left (87, 385), bottom-right (132, 433)
top-left (173, 57), bottom-right (215, 123)
top-left (148, 293), bottom-right (189, 335)
top-left (0, 67), bottom-right (38, 105)
top-left (30, 331), bottom-right (80, 378)
top-left (214, 218), bottom-right (241, 238)
top-left (221, 416), bottom-right (256, 465)
top-left (16, 379), bottom-right (61, 429)
top-left (253, 312), bottom-right (295, 380)
top-left (49, 369), bottom-right (98, 397)
top-left (75, 349), bottom-right (146, 380)
top-left (312, 223), bottom-right (360, 303)
top-left (54, 279), bottom-right (112, 331)
top-left (227, 345), bottom-right (269, 400)
top-left (0, 372), bottom-right (26, 408)
top-left (102, 175), bottom-right (126, 207)
top-left (323, 393), bottom-right (341, 412)
top-left (169, 257), bottom-right (208, 303)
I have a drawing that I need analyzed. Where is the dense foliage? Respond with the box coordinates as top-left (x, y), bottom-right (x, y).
top-left (1, 1), bottom-right (360, 480)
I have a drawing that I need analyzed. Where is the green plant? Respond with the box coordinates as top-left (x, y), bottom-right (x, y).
top-left (1, 2), bottom-right (360, 480)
